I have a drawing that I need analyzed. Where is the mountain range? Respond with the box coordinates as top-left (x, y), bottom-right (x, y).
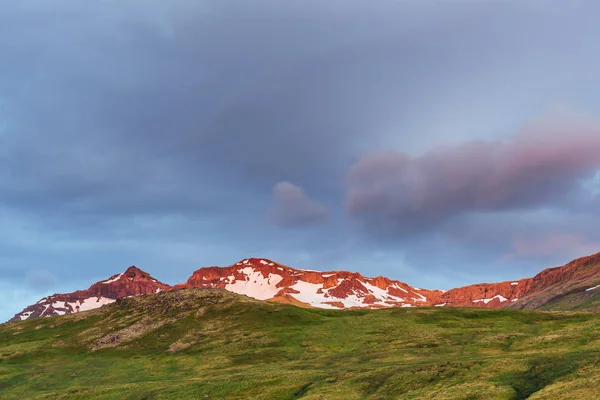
top-left (10, 251), bottom-right (600, 322)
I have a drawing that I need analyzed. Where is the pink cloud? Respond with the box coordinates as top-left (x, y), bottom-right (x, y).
top-left (346, 110), bottom-right (600, 235)
top-left (269, 181), bottom-right (329, 228)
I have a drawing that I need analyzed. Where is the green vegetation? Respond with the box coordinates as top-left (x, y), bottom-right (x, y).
top-left (1, 289), bottom-right (600, 399)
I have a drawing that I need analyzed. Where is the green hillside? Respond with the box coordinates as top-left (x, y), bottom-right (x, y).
top-left (1, 289), bottom-right (600, 399)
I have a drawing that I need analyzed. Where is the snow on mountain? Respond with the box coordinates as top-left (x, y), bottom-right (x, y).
top-left (185, 258), bottom-right (448, 309)
top-left (183, 257), bottom-right (577, 310)
top-left (10, 251), bottom-right (600, 322)
top-left (10, 266), bottom-right (171, 322)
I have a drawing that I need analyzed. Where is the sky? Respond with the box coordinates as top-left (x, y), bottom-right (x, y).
top-left (2, 1), bottom-right (600, 321)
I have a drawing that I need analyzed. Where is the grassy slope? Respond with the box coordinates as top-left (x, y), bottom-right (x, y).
top-left (1, 289), bottom-right (600, 400)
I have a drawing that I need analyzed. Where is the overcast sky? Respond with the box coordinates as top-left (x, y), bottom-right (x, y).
top-left (2, 1), bottom-right (600, 321)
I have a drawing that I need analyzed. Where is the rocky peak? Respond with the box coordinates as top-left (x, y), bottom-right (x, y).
top-left (10, 266), bottom-right (172, 322)
top-left (99, 265), bottom-right (161, 286)
top-left (91, 265), bottom-right (171, 298)
top-left (124, 265), bottom-right (147, 276)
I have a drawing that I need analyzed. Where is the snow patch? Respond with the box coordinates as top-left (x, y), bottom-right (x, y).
top-left (434, 303), bottom-right (447, 307)
top-left (103, 273), bottom-right (123, 284)
top-left (51, 301), bottom-right (66, 310)
top-left (473, 295), bottom-right (509, 304)
top-left (239, 267), bottom-right (255, 278)
top-left (19, 311), bottom-right (33, 321)
top-left (225, 270), bottom-right (284, 300)
top-left (391, 283), bottom-right (408, 293)
top-left (259, 260), bottom-right (269, 265)
top-left (411, 292), bottom-right (427, 302)
top-left (74, 297), bottom-right (116, 312)
top-left (285, 279), bottom-right (408, 309)
top-left (511, 282), bottom-right (518, 285)
top-left (26, 297), bottom-right (115, 319)
top-left (363, 282), bottom-right (405, 303)
top-left (288, 281), bottom-right (338, 308)
top-left (290, 281), bottom-right (367, 309)
top-left (586, 284), bottom-right (600, 292)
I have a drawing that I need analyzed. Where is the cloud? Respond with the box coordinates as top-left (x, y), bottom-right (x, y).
top-left (346, 110), bottom-right (600, 237)
top-left (269, 182), bottom-right (329, 228)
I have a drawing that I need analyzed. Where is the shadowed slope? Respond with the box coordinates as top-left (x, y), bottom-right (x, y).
top-left (507, 252), bottom-right (600, 311)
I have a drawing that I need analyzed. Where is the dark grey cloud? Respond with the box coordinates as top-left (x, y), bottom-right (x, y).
top-left (268, 182), bottom-right (329, 228)
top-left (346, 111), bottom-right (600, 237)
top-left (6, 0), bottom-right (598, 224)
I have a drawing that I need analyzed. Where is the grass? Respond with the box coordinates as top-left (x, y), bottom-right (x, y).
top-left (1, 288), bottom-right (600, 399)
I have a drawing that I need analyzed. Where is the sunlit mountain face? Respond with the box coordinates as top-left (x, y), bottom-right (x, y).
top-left (12, 251), bottom-right (600, 322)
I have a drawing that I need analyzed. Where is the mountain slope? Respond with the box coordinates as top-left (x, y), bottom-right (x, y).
top-left (182, 257), bottom-right (444, 309)
top-left (9, 266), bottom-right (171, 322)
top-left (182, 257), bottom-right (530, 309)
top-left (507, 252), bottom-right (600, 311)
top-left (2, 288), bottom-right (600, 399)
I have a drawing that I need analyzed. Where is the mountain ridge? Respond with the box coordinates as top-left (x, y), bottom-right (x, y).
top-left (9, 251), bottom-right (600, 322)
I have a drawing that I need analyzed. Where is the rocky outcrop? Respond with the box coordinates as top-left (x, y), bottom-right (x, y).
top-left (10, 266), bottom-right (171, 322)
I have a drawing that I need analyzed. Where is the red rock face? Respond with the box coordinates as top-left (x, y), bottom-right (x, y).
top-left (183, 258), bottom-right (451, 309)
top-left (10, 266), bottom-right (172, 322)
top-left (182, 253), bottom-right (600, 310)
top-left (10, 251), bottom-right (600, 322)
